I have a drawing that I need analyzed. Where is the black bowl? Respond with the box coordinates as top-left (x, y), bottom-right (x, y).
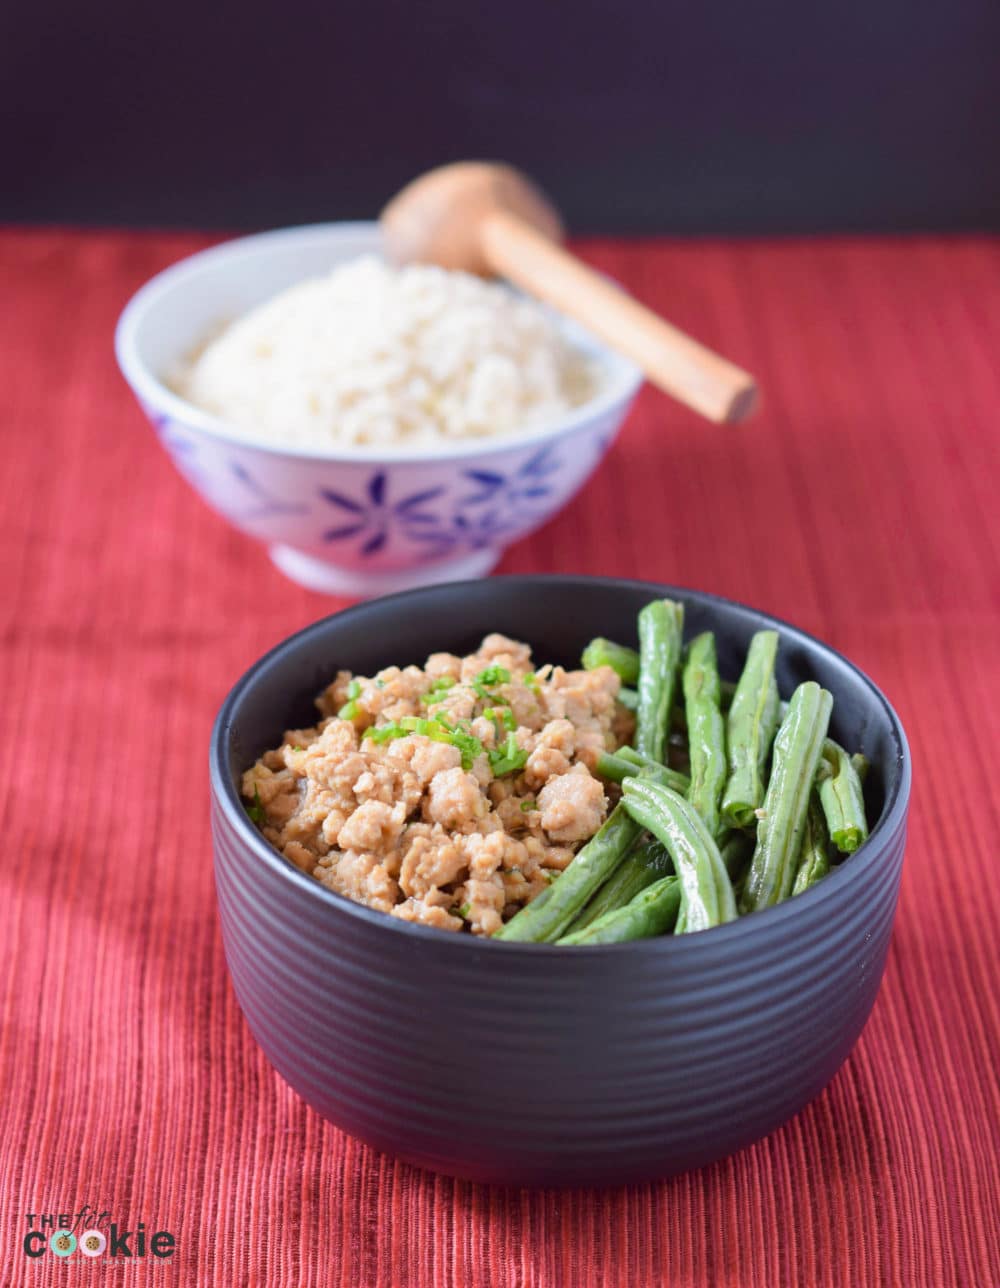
top-left (210, 576), bottom-right (911, 1186)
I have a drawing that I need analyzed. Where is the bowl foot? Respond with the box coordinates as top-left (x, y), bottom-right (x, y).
top-left (268, 545), bottom-right (499, 597)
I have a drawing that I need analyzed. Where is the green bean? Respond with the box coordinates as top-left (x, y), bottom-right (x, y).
top-left (569, 837), bottom-right (672, 932)
top-left (721, 630), bottom-right (781, 830)
top-left (851, 752), bottom-right (870, 783)
top-left (621, 778), bottom-right (737, 931)
top-left (792, 796), bottom-right (831, 895)
top-left (595, 748), bottom-right (690, 794)
top-left (817, 740), bottom-right (869, 854)
top-left (674, 681), bottom-right (736, 732)
top-left (494, 804), bottom-right (640, 942)
top-left (682, 632), bottom-right (727, 838)
top-left (741, 682), bottom-right (834, 912)
top-left (581, 638), bottom-right (640, 685)
top-left (636, 599), bottom-right (684, 763)
top-left (557, 877), bottom-right (681, 945)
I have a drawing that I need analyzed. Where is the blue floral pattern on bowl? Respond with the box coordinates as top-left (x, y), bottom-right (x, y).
top-left (317, 447), bottom-right (562, 559)
top-left (146, 408), bottom-right (628, 591)
top-left (321, 472), bottom-right (445, 556)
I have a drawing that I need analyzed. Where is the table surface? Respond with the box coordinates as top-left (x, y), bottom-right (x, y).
top-left (2, 229), bottom-right (998, 1287)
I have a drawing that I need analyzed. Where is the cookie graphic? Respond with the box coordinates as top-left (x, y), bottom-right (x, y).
top-left (50, 1230), bottom-right (77, 1257)
top-left (78, 1229), bottom-right (107, 1257)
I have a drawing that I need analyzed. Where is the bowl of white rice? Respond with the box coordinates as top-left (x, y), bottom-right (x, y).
top-left (115, 223), bottom-right (642, 595)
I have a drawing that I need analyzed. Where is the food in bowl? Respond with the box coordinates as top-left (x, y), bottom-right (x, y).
top-left (174, 255), bottom-right (598, 450)
top-left (243, 597), bottom-right (871, 943)
top-left (214, 576), bottom-right (909, 1184)
top-left (242, 631), bottom-right (630, 935)
top-left (116, 226), bottom-right (642, 597)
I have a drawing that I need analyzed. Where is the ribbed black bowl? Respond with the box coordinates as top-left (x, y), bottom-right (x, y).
top-left (210, 576), bottom-right (910, 1186)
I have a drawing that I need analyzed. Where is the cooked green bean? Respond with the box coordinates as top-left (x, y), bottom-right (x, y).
top-left (636, 599), bottom-right (684, 762)
top-left (792, 796), bottom-right (831, 894)
top-left (569, 837), bottom-right (672, 932)
top-left (621, 778), bottom-right (737, 931)
top-left (581, 638), bottom-right (640, 685)
top-left (721, 630), bottom-right (780, 830)
top-left (494, 805), bottom-right (640, 942)
top-left (557, 876), bottom-right (681, 945)
top-left (741, 682), bottom-right (834, 911)
top-left (817, 740), bottom-right (869, 854)
top-left (851, 752), bottom-right (870, 783)
top-left (682, 631), bottom-right (727, 838)
top-left (595, 748), bottom-right (690, 794)
top-left (674, 681), bottom-right (736, 730)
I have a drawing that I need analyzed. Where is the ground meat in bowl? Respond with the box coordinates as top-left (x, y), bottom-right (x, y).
top-left (242, 633), bottom-right (633, 935)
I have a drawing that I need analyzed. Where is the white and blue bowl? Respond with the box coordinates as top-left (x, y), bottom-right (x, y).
top-left (115, 224), bottom-right (643, 596)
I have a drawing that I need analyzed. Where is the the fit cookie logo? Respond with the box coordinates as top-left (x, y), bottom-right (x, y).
top-left (23, 1206), bottom-right (176, 1260)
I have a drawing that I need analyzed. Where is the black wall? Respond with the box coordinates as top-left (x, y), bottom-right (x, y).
top-left (3, 0), bottom-right (999, 233)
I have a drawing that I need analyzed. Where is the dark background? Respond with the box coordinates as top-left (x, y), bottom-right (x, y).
top-left (4, 0), bottom-right (1000, 233)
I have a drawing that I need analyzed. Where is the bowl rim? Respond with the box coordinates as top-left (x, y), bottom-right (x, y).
top-left (114, 221), bottom-right (645, 465)
top-left (210, 575), bottom-right (911, 955)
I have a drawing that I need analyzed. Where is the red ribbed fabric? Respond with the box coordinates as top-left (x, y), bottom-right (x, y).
top-left (1, 229), bottom-right (998, 1287)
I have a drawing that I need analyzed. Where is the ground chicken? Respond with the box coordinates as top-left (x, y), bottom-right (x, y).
top-left (537, 766), bottom-right (607, 842)
top-left (243, 634), bottom-right (623, 936)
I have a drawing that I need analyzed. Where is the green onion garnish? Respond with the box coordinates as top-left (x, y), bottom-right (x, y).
top-left (362, 718), bottom-right (484, 769)
top-left (420, 675), bottom-right (456, 704)
top-left (246, 786), bottom-right (266, 824)
top-left (362, 725), bottom-right (407, 745)
top-left (488, 732), bottom-right (528, 777)
top-left (474, 665), bottom-right (511, 687)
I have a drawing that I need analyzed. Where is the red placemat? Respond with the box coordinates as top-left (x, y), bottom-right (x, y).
top-left (2, 229), bottom-right (998, 1287)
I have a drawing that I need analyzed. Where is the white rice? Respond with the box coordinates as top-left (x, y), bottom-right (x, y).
top-left (174, 255), bottom-right (599, 449)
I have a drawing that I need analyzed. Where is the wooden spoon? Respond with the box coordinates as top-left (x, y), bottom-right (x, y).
top-left (381, 162), bottom-right (758, 424)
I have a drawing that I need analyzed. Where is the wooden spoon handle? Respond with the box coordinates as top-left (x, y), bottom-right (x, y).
top-left (480, 210), bottom-right (758, 423)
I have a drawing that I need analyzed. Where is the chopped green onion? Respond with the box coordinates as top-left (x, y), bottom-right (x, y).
top-left (520, 798), bottom-right (536, 812)
top-left (420, 675), bottom-right (456, 704)
top-left (456, 903), bottom-right (472, 920)
top-left (347, 679), bottom-right (362, 700)
top-left (488, 732), bottom-right (528, 777)
top-left (450, 728), bottom-right (485, 771)
top-left (472, 664), bottom-right (513, 707)
top-left (362, 725), bottom-right (407, 745)
top-left (362, 717), bottom-right (483, 770)
top-left (337, 699), bottom-right (360, 719)
top-left (474, 665), bottom-right (511, 687)
top-left (485, 706), bottom-right (517, 732)
top-left (246, 786), bottom-right (266, 824)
